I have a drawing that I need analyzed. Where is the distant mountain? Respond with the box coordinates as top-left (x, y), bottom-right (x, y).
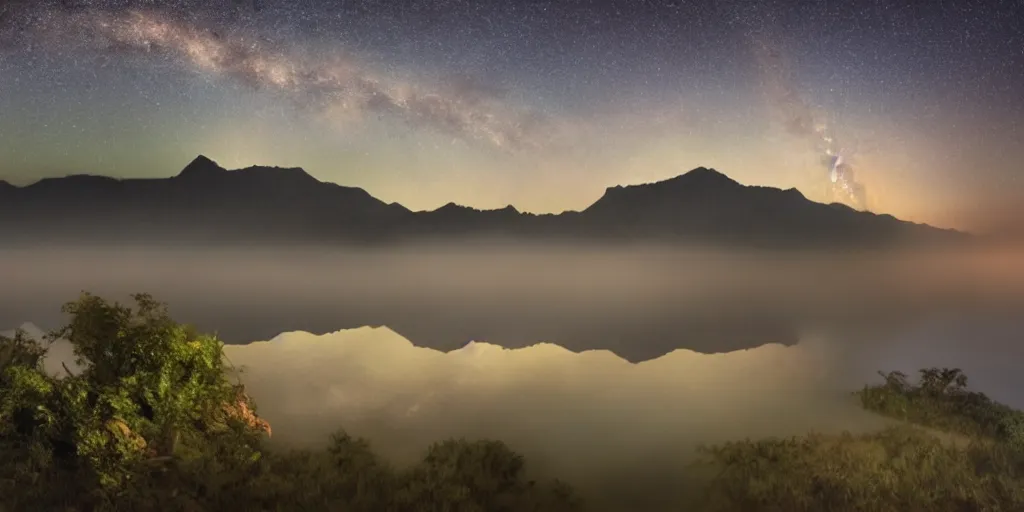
top-left (0, 156), bottom-right (965, 249)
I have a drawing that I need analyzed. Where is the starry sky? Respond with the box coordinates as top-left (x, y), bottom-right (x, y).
top-left (0, 0), bottom-right (1022, 231)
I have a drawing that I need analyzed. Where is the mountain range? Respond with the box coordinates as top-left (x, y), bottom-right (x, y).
top-left (0, 155), bottom-right (964, 249)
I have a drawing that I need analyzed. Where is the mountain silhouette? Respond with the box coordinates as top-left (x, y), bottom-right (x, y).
top-left (0, 156), bottom-right (964, 248)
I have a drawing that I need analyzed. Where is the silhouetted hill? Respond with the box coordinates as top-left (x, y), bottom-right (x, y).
top-left (0, 157), bottom-right (964, 248)
top-left (574, 166), bottom-right (953, 247)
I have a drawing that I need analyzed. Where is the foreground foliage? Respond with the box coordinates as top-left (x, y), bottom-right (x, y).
top-left (697, 424), bottom-right (1024, 511)
top-left (858, 367), bottom-right (1024, 449)
top-left (0, 294), bottom-right (580, 511)
top-left (691, 368), bottom-right (1024, 512)
top-left (1, 292), bottom-right (1023, 511)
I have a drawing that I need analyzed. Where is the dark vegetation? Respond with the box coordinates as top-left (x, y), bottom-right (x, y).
top-left (2, 293), bottom-right (1023, 511)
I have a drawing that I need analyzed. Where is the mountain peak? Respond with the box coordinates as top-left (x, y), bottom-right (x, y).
top-left (175, 156), bottom-right (321, 186)
top-left (436, 202), bottom-right (466, 212)
top-left (665, 167), bottom-right (740, 188)
top-left (782, 187), bottom-right (806, 200)
top-left (177, 155), bottom-right (227, 178)
top-left (236, 164), bottom-right (320, 184)
top-left (585, 167), bottom-right (744, 214)
top-left (602, 167), bottom-right (741, 195)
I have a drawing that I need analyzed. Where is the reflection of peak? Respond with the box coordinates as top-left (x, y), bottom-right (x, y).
top-left (432, 203), bottom-right (521, 215)
top-left (229, 326), bottom-right (806, 367)
top-left (454, 340), bottom-right (507, 356)
top-left (0, 322), bottom-right (48, 341)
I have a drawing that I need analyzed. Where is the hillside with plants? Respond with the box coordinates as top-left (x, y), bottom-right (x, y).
top-left (1, 293), bottom-right (1022, 511)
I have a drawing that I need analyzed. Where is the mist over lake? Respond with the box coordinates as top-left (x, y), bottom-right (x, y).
top-left (3, 241), bottom-right (1023, 359)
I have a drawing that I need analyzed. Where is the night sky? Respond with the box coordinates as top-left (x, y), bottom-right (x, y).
top-left (1, 0), bottom-right (1022, 231)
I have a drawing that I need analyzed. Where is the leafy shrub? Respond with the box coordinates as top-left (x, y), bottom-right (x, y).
top-left (859, 368), bottom-right (1024, 450)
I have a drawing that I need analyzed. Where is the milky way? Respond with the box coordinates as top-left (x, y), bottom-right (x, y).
top-left (1, 0), bottom-right (1022, 226)
top-left (10, 6), bottom-right (550, 152)
top-left (750, 36), bottom-right (869, 210)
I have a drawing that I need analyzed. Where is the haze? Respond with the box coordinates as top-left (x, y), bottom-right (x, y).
top-left (6, 242), bottom-right (1024, 506)
top-left (4, 243), bottom-right (1024, 345)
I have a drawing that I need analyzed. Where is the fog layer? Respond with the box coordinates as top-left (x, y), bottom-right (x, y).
top-left (3, 243), bottom-right (1024, 360)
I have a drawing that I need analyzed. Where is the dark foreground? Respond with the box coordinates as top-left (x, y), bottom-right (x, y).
top-left (1, 293), bottom-right (1023, 511)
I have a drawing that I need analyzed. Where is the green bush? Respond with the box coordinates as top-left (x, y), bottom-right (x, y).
top-left (858, 368), bottom-right (1024, 450)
